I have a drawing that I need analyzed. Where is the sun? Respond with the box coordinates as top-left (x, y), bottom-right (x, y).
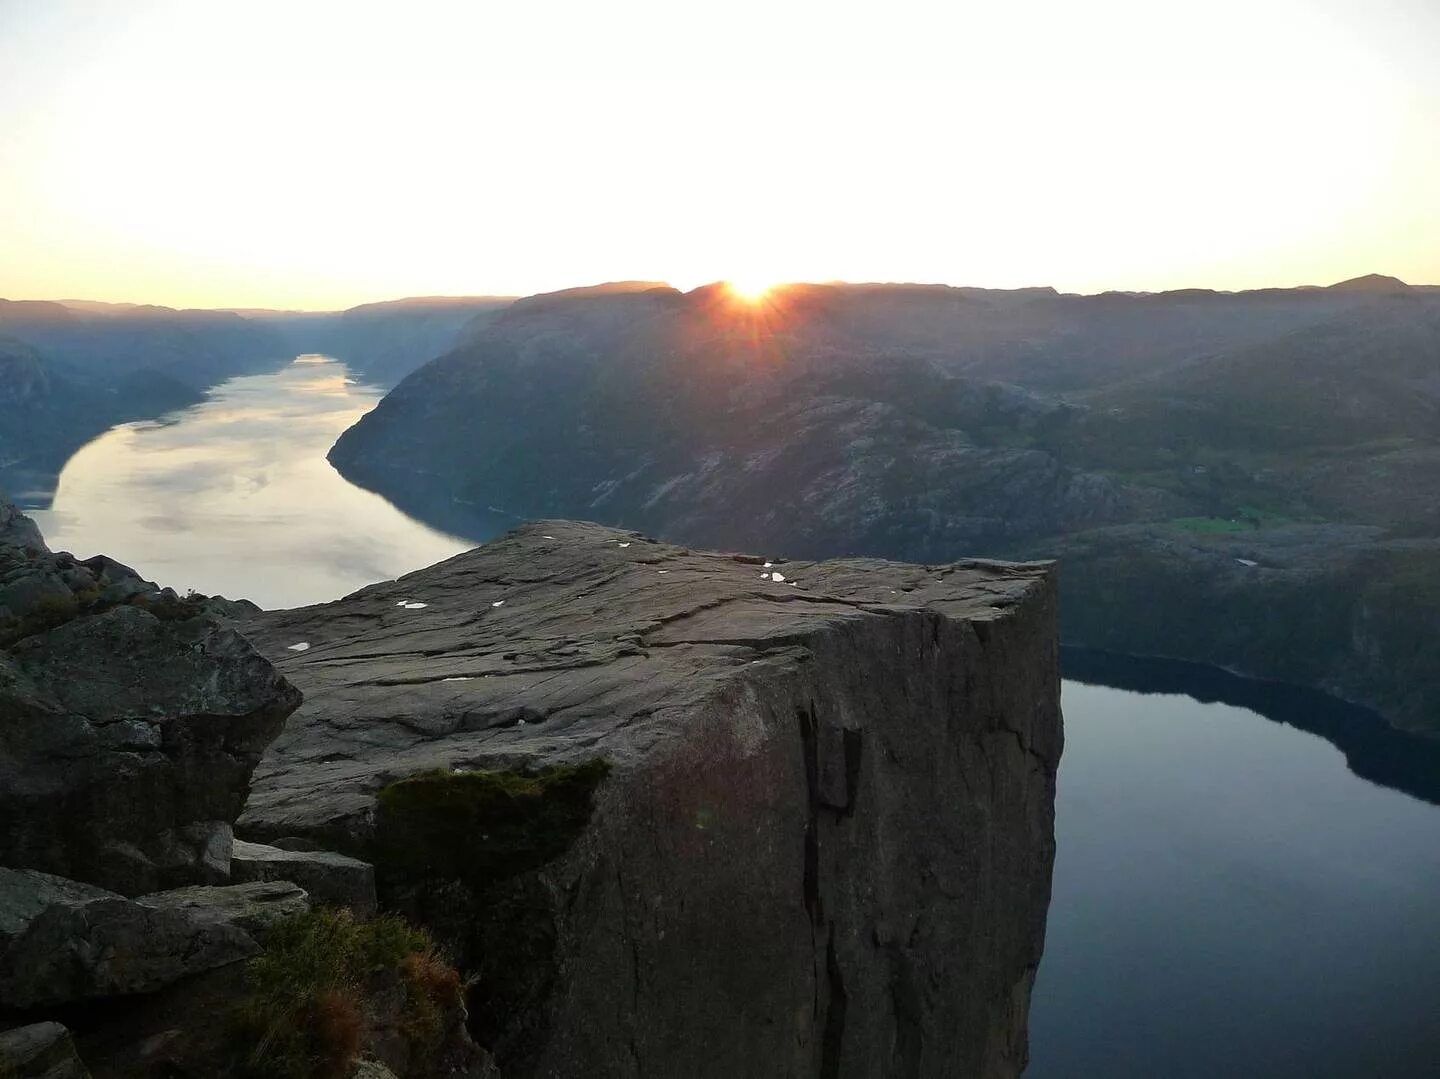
top-left (726, 276), bottom-right (775, 303)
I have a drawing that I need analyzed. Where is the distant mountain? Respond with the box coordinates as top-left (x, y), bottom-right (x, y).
top-left (1327, 273), bottom-right (1413, 293)
top-left (0, 334), bottom-right (204, 501)
top-left (0, 291), bottom-right (519, 503)
top-left (252, 295), bottom-right (516, 388)
top-left (331, 277), bottom-right (1440, 735)
top-left (0, 301), bottom-right (292, 503)
top-left (0, 298), bottom-right (290, 389)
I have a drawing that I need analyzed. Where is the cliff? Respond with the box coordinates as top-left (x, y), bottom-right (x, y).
top-left (238, 520), bottom-right (1063, 1077)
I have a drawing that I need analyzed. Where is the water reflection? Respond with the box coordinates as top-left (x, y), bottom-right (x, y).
top-left (29, 356), bottom-right (481, 609)
top-left (1031, 661), bottom-right (1440, 1078)
top-left (1063, 647), bottom-right (1440, 807)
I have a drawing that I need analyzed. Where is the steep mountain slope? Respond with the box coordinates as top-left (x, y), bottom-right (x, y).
top-left (331, 284), bottom-right (1178, 557)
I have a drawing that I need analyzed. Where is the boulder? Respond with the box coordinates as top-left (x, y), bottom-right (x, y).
top-left (240, 520), bottom-right (1062, 1077)
top-left (0, 869), bottom-right (308, 1009)
top-left (230, 839), bottom-right (377, 916)
top-left (0, 600), bottom-right (302, 895)
top-left (0, 1022), bottom-right (90, 1079)
top-left (137, 879), bottom-right (311, 937)
top-left (0, 868), bottom-right (116, 945)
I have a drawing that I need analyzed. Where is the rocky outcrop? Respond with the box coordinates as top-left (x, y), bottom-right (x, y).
top-left (0, 495), bottom-right (299, 895)
top-left (239, 520), bottom-right (1062, 1077)
top-left (0, 490), bottom-right (45, 552)
top-left (0, 599), bottom-right (301, 894)
top-left (0, 869), bottom-right (307, 1009)
top-left (0, 500), bottom-right (492, 1078)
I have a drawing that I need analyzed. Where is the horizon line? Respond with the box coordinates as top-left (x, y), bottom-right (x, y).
top-left (3, 272), bottom-right (1434, 316)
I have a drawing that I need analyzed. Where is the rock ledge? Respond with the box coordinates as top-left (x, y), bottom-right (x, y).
top-left (241, 520), bottom-right (1062, 1078)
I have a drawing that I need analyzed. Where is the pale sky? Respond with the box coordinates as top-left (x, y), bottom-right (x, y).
top-left (1, 0), bottom-right (1438, 310)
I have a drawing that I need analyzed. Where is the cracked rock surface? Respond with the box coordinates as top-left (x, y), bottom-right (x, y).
top-left (240, 519), bottom-right (1062, 1078)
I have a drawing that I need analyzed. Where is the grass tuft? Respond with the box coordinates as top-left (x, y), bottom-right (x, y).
top-left (229, 908), bottom-right (458, 1079)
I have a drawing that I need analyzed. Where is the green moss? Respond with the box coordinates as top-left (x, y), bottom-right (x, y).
top-left (1168, 516), bottom-right (1253, 534)
top-left (1168, 506), bottom-right (1300, 535)
top-left (373, 759), bottom-right (610, 893)
top-left (368, 761), bottom-right (610, 1065)
top-left (228, 908), bottom-right (456, 1079)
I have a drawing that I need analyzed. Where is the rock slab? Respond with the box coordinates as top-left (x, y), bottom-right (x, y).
top-left (0, 1022), bottom-right (90, 1079)
top-left (0, 867), bottom-right (308, 1009)
top-left (241, 520), bottom-right (1062, 1078)
top-left (230, 838), bottom-right (377, 916)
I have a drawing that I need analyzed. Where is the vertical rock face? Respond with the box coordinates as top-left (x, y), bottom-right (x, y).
top-left (241, 521), bottom-right (1062, 1078)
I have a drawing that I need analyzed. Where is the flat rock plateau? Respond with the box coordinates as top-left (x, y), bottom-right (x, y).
top-left (240, 520), bottom-right (1063, 1078)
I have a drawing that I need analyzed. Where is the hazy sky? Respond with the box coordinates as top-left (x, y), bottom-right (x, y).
top-left (2, 0), bottom-right (1438, 309)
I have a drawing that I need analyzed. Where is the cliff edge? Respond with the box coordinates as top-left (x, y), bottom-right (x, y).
top-left (240, 520), bottom-right (1062, 1078)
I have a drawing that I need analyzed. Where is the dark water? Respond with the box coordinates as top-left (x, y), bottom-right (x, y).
top-left (29, 361), bottom-right (1440, 1077)
top-left (1031, 651), bottom-right (1440, 1078)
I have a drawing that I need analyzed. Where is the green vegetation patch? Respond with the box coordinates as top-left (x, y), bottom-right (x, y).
top-left (373, 759), bottom-right (611, 893)
top-left (229, 908), bottom-right (460, 1079)
top-left (1168, 507), bottom-right (1299, 535)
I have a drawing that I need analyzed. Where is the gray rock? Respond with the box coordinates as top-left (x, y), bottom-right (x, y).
top-left (240, 520), bottom-right (1062, 1077)
top-left (0, 492), bottom-right (46, 553)
top-left (137, 879), bottom-right (311, 936)
top-left (0, 1022), bottom-right (90, 1079)
top-left (0, 871), bottom-right (308, 1009)
top-left (0, 568), bottom-right (72, 619)
top-left (0, 868), bottom-right (117, 945)
top-left (231, 839), bottom-right (377, 916)
top-left (0, 601), bottom-right (301, 895)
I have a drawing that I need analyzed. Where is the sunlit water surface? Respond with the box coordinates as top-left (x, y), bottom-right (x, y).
top-left (30, 356), bottom-right (473, 608)
top-left (27, 358), bottom-right (1440, 1077)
